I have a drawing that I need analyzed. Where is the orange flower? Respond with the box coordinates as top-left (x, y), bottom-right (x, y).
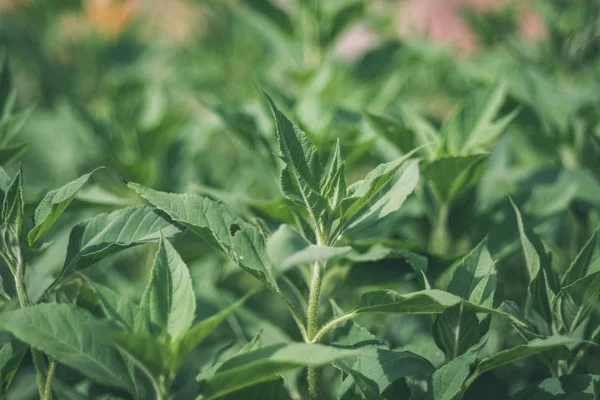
top-left (85, 0), bottom-right (137, 37)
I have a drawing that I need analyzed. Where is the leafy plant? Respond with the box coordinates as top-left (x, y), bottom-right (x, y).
top-left (0, 1), bottom-right (599, 399)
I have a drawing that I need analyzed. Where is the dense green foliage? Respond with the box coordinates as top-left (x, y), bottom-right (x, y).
top-left (0, 0), bottom-right (599, 399)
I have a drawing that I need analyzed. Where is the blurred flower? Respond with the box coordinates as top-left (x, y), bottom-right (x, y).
top-left (396, 0), bottom-right (545, 54)
top-left (0, 0), bottom-right (25, 11)
top-left (334, 23), bottom-right (378, 61)
top-left (137, 0), bottom-right (204, 45)
top-left (85, 0), bottom-right (137, 37)
top-left (397, 0), bottom-right (477, 54)
top-left (58, 13), bottom-right (90, 44)
top-left (518, 7), bottom-right (545, 41)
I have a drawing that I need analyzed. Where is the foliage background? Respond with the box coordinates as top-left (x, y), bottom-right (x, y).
top-left (0, 0), bottom-right (599, 399)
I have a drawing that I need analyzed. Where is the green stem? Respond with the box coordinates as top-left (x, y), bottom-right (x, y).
top-left (14, 260), bottom-right (30, 307)
top-left (567, 326), bottom-right (600, 374)
top-left (429, 201), bottom-right (451, 255)
top-left (307, 261), bottom-right (323, 339)
top-left (306, 260), bottom-right (324, 399)
top-left (43, 359), bottom-right (57, 400)
top-left (31, 349), bottom-right (47, 398)
top-left (311, 312), bottom-right (356, 343)
top-left (13, 260), bottom-right (47, 399)
top-left (308, 366), bottom-right (319, 400)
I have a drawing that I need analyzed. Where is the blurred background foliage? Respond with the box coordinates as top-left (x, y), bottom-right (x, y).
top-left (0, 0), bottom-right (600, 398)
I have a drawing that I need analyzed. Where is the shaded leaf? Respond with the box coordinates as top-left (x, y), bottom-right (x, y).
top-left (471, 336), bottom-right (572, 381)
top-left (554, 271), bottom-right (600, 334)
top-left (0, 340), bottom-right (27, 392)
top-left (109, 331), bottom-right (171, 381)
top-left (446, 238), bottom-right (496, 308)
top-left (174, 296), bottom-right (246, 369)
top-left (83, 281), bottom-right (155, 335)
top-left (199, 343), bottom-right (359, 399)
top-left (561, 230), bottom-right (598, 286)
top-left (421, 154), bottom-right (487, 202)
top-left (442, 81), bottom-right (517, 154)
top-left (0, 142), bottom-right (28, 166)
top-left (330, 300), bottom-right (385, 350)
top-left (511, 199), bottom-right (558, 323)
top-left (28, 168), bottom-right (102, 245)
top-left (433, 302), bottom-right (483, 360)
top-left (62, 205), bottom-right (181, 277)
top-left (1, 166), bottom-right (23, 236)
top-left (511, 374), bottom-right (598, 400)
top-left (431, 342), bottom-right (485, 400)
top-left (341, 154), bottom-right (419, 232)
top-left (267, 224), bottom-right (351, 271)
top-left (141, 237), bottom-right (195, 338)
top-left (0, 303), bottom-right (136, 394)
top-left (336, 349), bottom-right (434, 398)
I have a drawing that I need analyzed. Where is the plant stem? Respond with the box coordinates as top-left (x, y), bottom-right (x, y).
top-left (311, 312), bottom-right (356, 343)
top-left (13, 259), bottom-right (48, 399)
top-left (14, 260), bottom-right (30, 307)
top-left (307, 261), bottom-right (323, 339)
top-left (429, 201), bottom-right (451, 255)
top-left (308, 366), bottom-right (319, 400)
top-left (43, 359), bottom-right (57, 400)
top-left (306, 260), bottom-right (323, 399)
top-left (567, 326), bottom-right (600, 374)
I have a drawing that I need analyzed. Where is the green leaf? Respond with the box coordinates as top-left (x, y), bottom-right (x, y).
top-left (199, 343), bottom-right (359, 399)
top-left (0, 303), bottom-right (136, 394)
top-left (511, 374), bottom-right (598, 400)
top-left (365, 111), bottom-right (416, 155)
top-left (1, 165), bottom-right (24, 236)
top-left (336, 349), bottom-right (434, 398)
top-left (61, 205), bottom-right (181, 278)
top-left (330, 300), bottom-right (385, 350)
top-left (0, 56), bottom-right (11, 113)
top-left (320, 138), bottom-right (347, 219)
top-left (219, 377), bottom-right (289, 400)
top-left (28, 168), bottom-right (102, 245)
top-left (350, 289), bottom-right (525, 328)
top-left (0, 105), bottom-right (33, 147)
top-left (83, 281), bottom-right (156, 335)
top-left (431, 342), bottom-right (485, 400)
top-left (108, 331), bottom-right (172, 381)
top-left (554, 271), bottom-right (600, 334)
top-left (127, 182), bottom-right (278, 290)
top-left (561, 229), bottom-right (598, 286)
top-left (471, 336), bottom-right (572, 382)
top-left (267, 224), bottom-right (310, 267)
top-left (499, 301), bottom-right (545, 341)
top-left (421, 154), bottom-right (487, 203)
top-left (511, 200), bottom-right (550, 281)
top-left (242, 0), bottom-right (294, 36)
top-left (433, 302), bottom-right (484, 360)
top-left (281, 245), bottom-right (353, 270)
top-left (446, 238), bottom-right (496, 308)
top-left (511, 200), bottom-right (558, 323)
top-left (262, 92), bottom-right (326, 234)
top-left (0, 143), bottom-right (28, 166)
top-left (327, 0), bottom-right (365, 42)
top-left (0, 167), bottom-right (11, 193)
top-left (442, 81), bottom-right (517, 154)
top-left (141, 236), bottom-right (195, 339)
top-left (340, 154), bottom-right (419, 232)
top-left (0, 340), bottom-right (27, 393)
top-left (267, 224), bottom-right (351, 270)
top-left (174, 296), bottom-right (247, 369)
top-left (352, 289), bottom-right (462, 315)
